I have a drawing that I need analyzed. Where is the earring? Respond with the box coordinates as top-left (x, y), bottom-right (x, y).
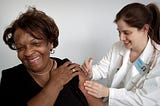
top-left (50, 48), bottom-right (55, 54)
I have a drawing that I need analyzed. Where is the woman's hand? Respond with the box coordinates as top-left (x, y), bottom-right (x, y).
top-left (81, 57), bottom-right (93, 80)
top-left (84, 80), bottom-right (109, 98)
top-left (49, 60), bottom-right (80, 90)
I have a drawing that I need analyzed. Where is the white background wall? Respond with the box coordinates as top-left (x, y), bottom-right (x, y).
top-left (0, 0), bottom-right (160, 81)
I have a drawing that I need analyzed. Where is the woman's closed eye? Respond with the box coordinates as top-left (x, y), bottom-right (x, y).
top-left (31, 42), bottom-right (41, 46)
top-left (16, 46), bottom-right (25, 51)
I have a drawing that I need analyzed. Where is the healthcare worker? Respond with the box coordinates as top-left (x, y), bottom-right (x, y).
top-left (82, 2), bottom-right (160, 106)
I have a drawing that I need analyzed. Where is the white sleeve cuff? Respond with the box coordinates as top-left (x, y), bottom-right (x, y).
top-left (109, 88), bottom-right (126, 105)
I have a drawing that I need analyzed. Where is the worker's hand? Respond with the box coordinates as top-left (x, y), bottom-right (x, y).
top-left (84, 80), bottom-right (109, 98)
top-left (81, 57), bottom-right (93, 80)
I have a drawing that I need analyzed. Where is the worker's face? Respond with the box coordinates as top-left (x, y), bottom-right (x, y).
top-left (116, 19), bottom-right (147, 50)
top-left (14, 28), bottom-right (53, 72)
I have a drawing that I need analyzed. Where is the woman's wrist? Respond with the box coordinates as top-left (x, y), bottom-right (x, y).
top-left (102, 87), bottom-right (109, 103)
top-left (105, 87), bottom-right (109, 97)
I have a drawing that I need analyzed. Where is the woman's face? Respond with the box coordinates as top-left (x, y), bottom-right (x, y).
top-left (14, 28), bottom-right (53, 72)
top-left (116, 19), bottom-right (148, 50)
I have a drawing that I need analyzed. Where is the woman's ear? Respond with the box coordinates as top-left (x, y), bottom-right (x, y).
top-left (49, 42), bottom-right (54, 49)
top-left (49, 42), bottom-right (55, 54)
top-left (143, 24), bottom-right (149, 34)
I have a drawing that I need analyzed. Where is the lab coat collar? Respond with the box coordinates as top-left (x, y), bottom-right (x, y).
top-left (140, 38), bottom-right (154, 63)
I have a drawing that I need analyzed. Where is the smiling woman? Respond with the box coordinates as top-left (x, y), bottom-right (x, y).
top-left (0, 7), bottom-right (104, 106)
top-left (82, 2), bottom-right (160, 106)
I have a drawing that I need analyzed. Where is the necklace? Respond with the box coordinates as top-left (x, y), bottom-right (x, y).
top-left (28, 60), bottom-right (54, 76)
top-left (28, 60), bottom-right (54, 87)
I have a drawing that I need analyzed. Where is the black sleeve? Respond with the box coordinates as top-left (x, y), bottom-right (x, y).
top-left (0, 69), bottom-right (28, 106)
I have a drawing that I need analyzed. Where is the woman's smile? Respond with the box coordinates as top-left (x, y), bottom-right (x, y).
top-left (27, 56), bottom-right (40, 65)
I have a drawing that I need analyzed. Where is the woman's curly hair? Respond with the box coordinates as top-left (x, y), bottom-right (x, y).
top-left (3, 7), bottom-right (59, 50)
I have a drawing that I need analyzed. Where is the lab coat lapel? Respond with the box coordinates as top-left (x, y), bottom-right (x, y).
top-left (111, 48), bottom-right (130, 88)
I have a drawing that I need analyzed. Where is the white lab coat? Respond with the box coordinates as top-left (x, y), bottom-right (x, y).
top-left (92, 38), bottom-right (160, 106)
